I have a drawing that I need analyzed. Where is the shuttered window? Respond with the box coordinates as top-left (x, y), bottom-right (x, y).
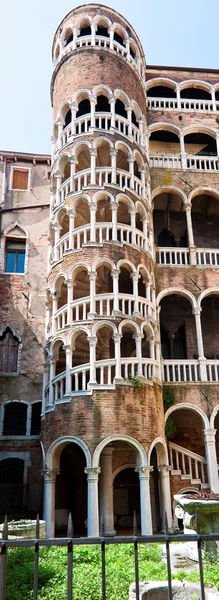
top-left (12, 169), bottom-right (29, 190)
top-left (0, 328), bottom-right (19, 373)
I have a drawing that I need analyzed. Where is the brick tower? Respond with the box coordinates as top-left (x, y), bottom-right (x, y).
top-left (42, 4), bottom-right (170, 537)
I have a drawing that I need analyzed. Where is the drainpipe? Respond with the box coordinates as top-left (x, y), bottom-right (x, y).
top-left (1, 157), bottom-right (6, 206)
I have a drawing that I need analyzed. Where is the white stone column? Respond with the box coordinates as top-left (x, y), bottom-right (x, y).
top-left (130, 210), bottom-right (136, 245)
top-left (141, 166), bottom-right (146, 194)
top-left (149, 336), bottom-right (155, 361)
top-left (109, 97), bottom-right (116, 129)
top-left (52, 292), bottom-right (57, 335)
top-left (142, 216), bottom-right (148, 248)
top-left (99, 448), bottom-right (116, 535)
top-left (128, 157), bottom-right (134, 188)
top-left (155, 340), bottom-right (162, 380)
top-left (26, 403), bottom-right (31, 436)
top-left (54, 171), bottom-right (62, 207)
top-left (134, 333), bottom-right (144, 377)
top-left (109, 27), bottom-right (114, 49)
top-left (125, 38), bottom-right (130, 58)
top-left (69, 209), bottom-right (75, 249)
top-left (176, 85), bottom-right (181, 109)
top-left (211, 88), bottom-right (216, 112)
top-left (113, 332), bottom-right (122, 380)
top-left (185, 203), bottom-right (196, 265)
top-left (111, 201), bottom-right (118, 240)
top-left (90, 149), bottom-right (96, 185)
top-left (88, 272), bottom-right (97, 319)
top-left (72, 27), bottom-right (77, 50)
top-left (67, 279), bottom-right (72, 325)
top-left (180, 133), bottom-right (187, 169)
top-left (48, 357), bottom-right (56, 405)
top-left (132, 272), bottom-right (140, 315)
top-left (204, 429), bottom-right (219, 493)
top-left (64, 344), bottom-right (72, 395)
top-left (216, 135), bottom-right (219, 157)
top-left (56, 118), bottom-right (64, 149)
top-left (88, 336), bottom-right (97, 385)
top-left (110, 149), bottom-right (117, 184)
top-left (126, 106), bottom-right (132, 137)
top-left (193, 307), bottom-right (207, 381)
top-left (54, 223), bottom-right (60, 261)
top-left (112, 268), bottom-right (120, 315)
top-left (85, 467), bottom-right (101, 537)
top-left (158, 465), bottom-right (173, 531)
top-left (90, 201), bottom-right (96, 242)
top-left (43, 468), bottom-right (59, 538)
top-left (70, 101), bottom-right (77, 135)
top-left (90, 94), bottom-right (96, 128)
top-left (91, 22), bottom-right (96, 46)
top-left (70, 156), bottom-right (77, 192)
top-left (135, 466), bottom-right (153, 535)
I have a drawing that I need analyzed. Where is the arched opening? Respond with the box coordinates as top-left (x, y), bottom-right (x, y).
top-left (150, 448), bottom-right (161, 532)
top-left (96, 325), bottom-right (115, 383)
top-left (114, 468), bottom-right (140, 529)
top-left (184, 132), bottom-right (217, 157)
top-left (166, 408), bottom-right (207, 485)
top-left (99, 440), bottom-right (142, 535)
top-left (72, 332), bottom-right (89, 369)
top-left (201, 295), bottom-right (219, 359)
top-left (117, 200), bottom-right (131, 225)
top-left (58, 209), bottom-right (69, 238)
top-left (113, 28), bottom-right (125, 46)
top-left (74, 197), bottom-right (90, 229)
top-left (135, 204), bottom-right (145, 232)
top-left (0, 458), bottom-right (24, 516)
top-left (138, 268), bottom-right (147, 298)
top-left (115, 99), bottom-right (127, 119)
top-left (64, 110), bottom-right (71, 129)
top-left (149, 129), bottom-right (180, 156)
top-left (56, 277), bottom-right (67, 310)
top-left (96, 95), bottom-right (110, 113)
top-left (119, 265), bottom-right (133, 295)
top-left (76, 98), bottom-right (91, 118)
top-left (54, 44), bottom-right (60, 61)
top-left (180, 86), bottom-right (211, 100)
top-left (131, 110), bottom-right (139, 127)
top-left (78, 20), bottom-right (91, 37)
top-left (147, 84), bottom-right (176, 98)
top-left (54, 341), bottom-right (66, 377)
top-left (96, 264), bottom-right (113, 294)
top-left (3, 402), bottom-right (27, 436)
top-left (63, 28), bottom-right (73, 47)
top-left (0, 326), bottom-right (20, 373)
top-left (75, 144), bottom-right (91, 172)
top-left (191, 193), bottom-right (219, 250)
top-left (96, 195), bottom-right (112, 223)
top-left (31, 402), bottom-right (42, 436)
top-left (96, 140), bottom-right (111, 168)
top-left (153, 192), bottom-right (187, 258)
top-left (141, 326), bottom-right (151, 359)
top-left (130, 42), bottom-right (137, 60)
top-left (120, 323), bottom-right (136, 359)
top-left (72, 266), bottom-right (90, 302)
top-left (116, 147), bottom-right (129, 173)
top-left (160, 295), bottom-right (197, 360)
top-left (134, 155), bottom-right (142, 180)
top-left (60, 156), bottom-right (70, 183)
top-left (96, 19), bottom-right (109, 37)
top-left (55, 443), bottom-right (87, 535)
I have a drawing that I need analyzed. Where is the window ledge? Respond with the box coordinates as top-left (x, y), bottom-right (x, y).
top-left (0, 372), bottom-right (19, 377)
top-left (2, 272), bottom-right (25, 276)
top-left (0, 435), bottom-right (40, 440)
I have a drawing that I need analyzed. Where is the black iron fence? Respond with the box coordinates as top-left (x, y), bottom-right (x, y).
top-left (0, 514), bottom-right (219, 600)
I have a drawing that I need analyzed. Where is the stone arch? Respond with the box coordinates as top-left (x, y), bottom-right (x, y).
top-left (117, 258), bottom-right (136, 272)
top-left (69, 262), bottom-right (90, 279)
top-left (149, 122), bottom-right (180, 137)
top-left (118, 319), bottom-right (139, 334)
top-left (152, 185), bottom-right (187, 204)
top-left (146, 77), bottom-right (176, 91)
top-left (179, 79), bottom-right (212, 93)
top-left (156, 288), bottom-right (196, 310)
top-left (51, 336), bottom-right (66, 353)
top-left (93, 14), bottom-right (112, 28)
top-left (93, 84), bottom-right (112, 100)
top-left (115, 139), bottom-right (132, 157)
top-left (140, 321), bottom-right (155, 337)
top-left (198, 287), bottom-right (219, 308)
top-left (67, 326), bottom-right (90, 346)
top-left (210, 405), bottom-right (219, 429)
top-left (183, 124), bottom-right (217, 139)
top-left (112, 21), bottom-right (128, 41)
top-left (93, 190), bottom-right (114, 206)
top-left (92, 320), bottom-right (117, 337)
top-left (164, 403), bottom-right (209, 430)
top-left (92, 434), bottom-right (147, 467)
top-left (114, 88), bottom-right (130, 107)
top-left (92, 257), bottom-right (115, 271)
top-left (148, 437), bottom-right (168, 466)
top-left (188, 187), bottom-right (219, 204)
top-left (45, 435), bottom-right (91, 470)
top-left (4, 221), bottom-right (29, 239)
top-left (112, 463), bottom-right (136, 482)
top-left (52, 272), bottom-right (67, 293)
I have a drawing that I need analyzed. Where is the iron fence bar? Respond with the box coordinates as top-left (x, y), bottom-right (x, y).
top-left (100, 515), bottom-right (106, 600)
top-left (0, 515), bottom-right (8, 600)
top-left (67, 514), bottom-right (73, 600)
top-left (196, 512), bottom-right (205, 600)
top-left (33, 515), bottom-right (40, 600)
top-left (133, 512), bottom-right (139, 600)
top-left (165, 513), bottom-right (173, 600)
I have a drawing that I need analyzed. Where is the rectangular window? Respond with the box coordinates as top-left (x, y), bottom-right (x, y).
top-left (5, 239), bottom-right (26, 273)
top-left (12, 169), bottom-right (29, 190)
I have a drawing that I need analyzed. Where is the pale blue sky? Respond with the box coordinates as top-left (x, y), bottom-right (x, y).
top-left (1, 0), bottom-right (219, 154)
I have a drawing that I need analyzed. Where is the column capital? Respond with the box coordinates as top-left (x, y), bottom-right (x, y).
top-left (53, 169), bottom-right (62, 178)
top-left (127, 155), bottom-right (134, 164)
top-left (88, 271), bottom-right (97, 281)
top-left (158, 464), bottom-right (171, 475)
top-left (192, 307), bottom-right (202, 316)
top-left (135, 466), bottom-right (153, 479)
top-left (70, 101), bottom-right (77, 110)
top-left (55, 117), bottom-right (64, 126)
top-left (88, 335), bottom-right (97, 347)
top-left (113, 332), bottom-right (122, 342)
top-left (111, 268), bottom-right (120, 278)
top-left (110, 148), bottom-right (118, 157)
top-left (90, 148), bottom-right (97, 157)
top-left (63, 344), bottom-right (71, 353)
top-left (204, 428), bottom-right (217, 441)
top-left (184, 202), bottom-right (192, 211)
top-left (42, 467), bottom-right (59, 481)
top-left (85, 467), bottom-right (101, 481)
top-left (134, 333), bottom-right (144, 341)
top-left (69, 155), bottom-right (77, 164)
top-left (90, 93), bottom-right (96, 103)
top-left (131, 272), bottom-right (140, 281)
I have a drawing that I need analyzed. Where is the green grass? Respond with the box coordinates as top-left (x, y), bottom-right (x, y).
top-left (5, 544), bottom-right (219, 600)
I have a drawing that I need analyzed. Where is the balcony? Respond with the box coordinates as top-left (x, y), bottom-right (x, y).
top-left (148, 97), bottom-right (218, 112)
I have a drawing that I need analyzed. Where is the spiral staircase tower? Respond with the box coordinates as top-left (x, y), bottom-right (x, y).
top-left (42, 4), bottom-right (169, 537)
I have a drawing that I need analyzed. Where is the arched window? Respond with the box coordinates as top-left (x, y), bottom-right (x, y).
top-left (31, 402), bottom-right (42, 435)
top-left (3, 402), bottom-right (27, 436)
top-left (0, 326), bottom-right (20, 373)
top-left (0, 458), bottom-right (24, 511)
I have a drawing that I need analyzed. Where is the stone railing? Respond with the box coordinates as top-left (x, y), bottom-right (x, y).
top-left (196, 249), bottom-right (219, 266)
top-left (148, 97), bottom-right (217, 112)
top-left (150, 154), bottom-right (219, 171)
top-left (47, 292), bottom-right (155, 336)
top-left (169, 442), bottom-right (208, 486)
top-left (156, 247), bottom-right (190, 266)
top-left (53, 112), bottom-right (142, 154)
top-left (54, 35), bottom-right (142, 75)
top-left (162, 359), bottom-right (219, 383)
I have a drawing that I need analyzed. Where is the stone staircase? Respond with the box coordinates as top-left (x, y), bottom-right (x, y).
top-left (168, 442), bottom-right (209, 488)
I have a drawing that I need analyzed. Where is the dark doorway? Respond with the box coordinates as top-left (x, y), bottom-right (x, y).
top-left (114, 468), bottom-right (140, 530)
top-left (55, 444), bottom-right (87, 535)
top-left (0, 458), bottom-right (24, 517)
